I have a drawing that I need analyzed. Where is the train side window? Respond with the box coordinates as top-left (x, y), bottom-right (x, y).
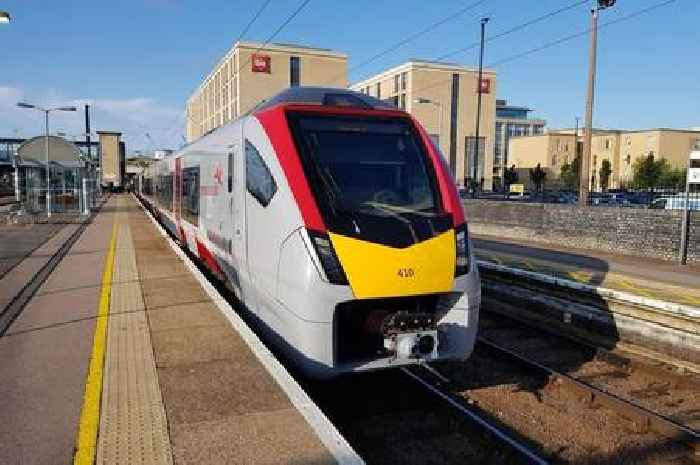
top-left (182, 166), bottom-right (199, 225)
top-left (228, 151), bottom-right (233, 193)
top-left (245, 140), bottom-right (277, 207)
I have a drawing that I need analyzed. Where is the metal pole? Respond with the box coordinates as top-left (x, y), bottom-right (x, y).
top-left (473, 17), bottom-right (488, 197)
top-left (13, 155), bottom-right (20, 203)
top-left (679, 158), bottom-right (691, 265)
top-left (45, 110), bottom-right (51, 217)
top-left (82, 177), bottom-right (89, 216)
top-left (580, 9), bottom-right (598, 206)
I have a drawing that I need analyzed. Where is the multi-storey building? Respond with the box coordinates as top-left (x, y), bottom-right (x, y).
top-left (493, 99), bottom-right (546, 190)
top-left (186, 41), bottom-right (347, 142)
top-left (509, 128), bottom-right (700, 190)
top-left (351, 60), bottom-right (497, 189)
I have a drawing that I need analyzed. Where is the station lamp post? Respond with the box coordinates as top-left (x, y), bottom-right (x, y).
top-left (16, 102), bottom-right (77, 217)
top-left (579, 0), bottom-right (616, 206)
top-left (413, 97), bottom-right (443, 150)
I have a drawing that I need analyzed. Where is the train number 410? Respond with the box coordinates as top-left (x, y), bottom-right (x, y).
top-left (397, 268), bottom-right (415, 278)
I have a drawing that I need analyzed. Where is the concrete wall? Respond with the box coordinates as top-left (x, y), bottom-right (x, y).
top-left (463, 199), bottom-right (700, 263)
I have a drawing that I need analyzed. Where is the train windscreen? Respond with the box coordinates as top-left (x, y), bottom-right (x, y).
top-left (288, 112), bottom-right (451, 247)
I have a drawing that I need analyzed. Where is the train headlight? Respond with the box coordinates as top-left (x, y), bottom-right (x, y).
top-left (308, 230), bottom-right (348, 285)
top-left (455, 224), bottom-right (470, 276)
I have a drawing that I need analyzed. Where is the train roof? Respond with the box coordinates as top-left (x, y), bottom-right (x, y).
top-left (254, 87), bottom-right (401, 113)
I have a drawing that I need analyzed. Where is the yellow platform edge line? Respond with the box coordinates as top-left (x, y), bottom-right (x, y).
top-left (73, 220), bottom-right (118, 465)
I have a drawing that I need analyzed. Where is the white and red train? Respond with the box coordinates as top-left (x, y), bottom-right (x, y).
top-left (138, 87), bottom-right (480, 377)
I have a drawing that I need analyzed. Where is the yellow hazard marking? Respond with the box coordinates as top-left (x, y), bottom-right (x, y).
top-left (616, 277), bottom-right (656, 299)
top-left (329, 230), bottom-right (456, 299)
top-left (73, 220), bottom-right (117, 465)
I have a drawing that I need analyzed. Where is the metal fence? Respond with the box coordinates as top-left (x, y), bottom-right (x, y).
top-left (4, 165), bottom-right (101, 217)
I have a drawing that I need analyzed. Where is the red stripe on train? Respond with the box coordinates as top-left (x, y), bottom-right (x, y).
top-left (411, 114), bottom-right (466, 226)
top-left (255, 106), bottom-right (326, 232)
top-left (195, 238), bottom-right (224, 277)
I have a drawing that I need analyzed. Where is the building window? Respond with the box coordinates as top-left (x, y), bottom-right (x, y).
top-left (246, 140), bottom-right (277, 207)
top-left (399, 93), bottom-right (406, 109)
top-left (375, 83), bottom-right (381, 99)
top-left (605, 139), bottom-right (610, 149)
top-left (290, 56), bottom-right (301, 87)
top-left (465, 136), bottom-right (485, 182)
top-left (552, 154), bottom-right (557, 166)
top-left (626, 154), bottom-right (631, 165)
top-left (393, 75), bottom-right (399, 93)
top-left (401, 72), bottom-right (407, 90)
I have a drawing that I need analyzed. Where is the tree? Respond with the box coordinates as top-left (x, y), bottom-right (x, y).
top-left (560, 154), bottom-right (580, 190)
top-left (658, 167), bottom-right (686, 189)
top-left (529, 163), bottom-right (547, 193)
top-left (631, 154), bottom-right (664, 188)
top-left (599, 159), bottom-right (612, 192)
top-left (503, 165), bottom-right (518, 191)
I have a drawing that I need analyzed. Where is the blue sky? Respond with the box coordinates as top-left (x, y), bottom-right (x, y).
top-left (1, 0), bottom-right (698, 152)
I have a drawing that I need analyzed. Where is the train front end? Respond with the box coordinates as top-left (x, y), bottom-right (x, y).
top-left (256, 89), bottom-right (480, 377)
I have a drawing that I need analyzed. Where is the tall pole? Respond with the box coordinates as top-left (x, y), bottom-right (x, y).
top-left (45, 110), bottom-right (51, 218)
top-left (580, 9), bottom-right (598, 206)
top-left (85, 105), bottom-right (91, 161)
top-left (679, 157), bottom-right (691, 265)
top-left (473, 17), bottom-right (489, 197)
top-left (437, 102), bottom-right (442, 151)
top-left (574, 116), bottom-right (580, 166)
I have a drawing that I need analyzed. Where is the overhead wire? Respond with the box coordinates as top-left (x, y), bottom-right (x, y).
top-left (324, 0), bottom-right (489, 86)
top-left (351, 0), bottom-right (590, 94)
top-left (362, 0), bottom-right (677, 101)
top-left (434, 0), bottom-right (589, 61)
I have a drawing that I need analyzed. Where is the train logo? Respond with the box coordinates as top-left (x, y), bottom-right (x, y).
top-left (213, 164), bottom-right (224, 186)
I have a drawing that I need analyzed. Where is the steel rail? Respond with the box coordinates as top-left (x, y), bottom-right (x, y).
top-left (401, 366), bottom-right (551, 465)
top-left (0, 200), bottom-right (107, 336)
top-left (477, 337), bottom-right (700, 458)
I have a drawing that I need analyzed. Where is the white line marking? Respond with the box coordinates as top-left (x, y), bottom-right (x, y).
top-left (138, 198), bottom-right (365, 465)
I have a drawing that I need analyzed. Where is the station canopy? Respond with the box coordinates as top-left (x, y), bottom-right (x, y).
top-left (16, 135), bottom-right (84, 168)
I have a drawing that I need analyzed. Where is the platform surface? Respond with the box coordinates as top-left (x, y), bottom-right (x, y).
top-left (0, 195), bottom-right (339, 465)
top-left (474, 236), bottom-right (700, 306)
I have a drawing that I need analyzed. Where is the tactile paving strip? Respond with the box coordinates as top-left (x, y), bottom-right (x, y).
top-left (96, 207), bottom-right (173, 465)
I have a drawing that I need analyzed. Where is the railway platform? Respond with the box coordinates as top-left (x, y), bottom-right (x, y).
top-left (0, 195), bottom-right (358, 465)
top-left (473, 236), bottom-right (700, 307)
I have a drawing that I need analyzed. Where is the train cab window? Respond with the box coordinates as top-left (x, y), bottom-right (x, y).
top-left (245, 140), bottom-right (277, 207)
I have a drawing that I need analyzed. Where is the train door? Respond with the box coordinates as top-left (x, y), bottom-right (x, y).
top-left (230, 126), bottom-right (249, 298)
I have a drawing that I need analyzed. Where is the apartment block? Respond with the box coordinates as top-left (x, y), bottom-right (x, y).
top-left (186, 41), bottom-right (347, 142)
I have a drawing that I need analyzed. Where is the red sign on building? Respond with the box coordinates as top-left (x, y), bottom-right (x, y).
top-left (252, 54), bottom-right (271, 73)
top-left (478, 78), bottom-right (491, 94)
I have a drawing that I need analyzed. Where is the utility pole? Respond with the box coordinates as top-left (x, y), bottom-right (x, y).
top-left (580, 1), bottom-right (616, 206)
top-left (473, 16), bottom-right (489, 197)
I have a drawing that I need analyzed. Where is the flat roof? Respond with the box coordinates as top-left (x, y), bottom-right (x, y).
top-left (351, 59), bottom-right (495, 89)
top-left (189, 41), bottom-right (347, 102)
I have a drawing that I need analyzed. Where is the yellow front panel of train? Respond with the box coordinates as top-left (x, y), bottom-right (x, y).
top-left (329, 230), bottom-right (456, 299)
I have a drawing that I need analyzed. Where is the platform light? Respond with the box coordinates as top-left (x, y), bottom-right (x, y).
top-left (0, 11), bottom-right (10, 24)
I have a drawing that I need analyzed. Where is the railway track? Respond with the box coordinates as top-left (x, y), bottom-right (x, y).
top-left (0, 199), bottom-right (107, 336)
top-left (426, 309), bottom-right (700, 464)
top-left (478, 260), bottom-right (700, 371)
top-left (301, 364), bottom-right (549, 465)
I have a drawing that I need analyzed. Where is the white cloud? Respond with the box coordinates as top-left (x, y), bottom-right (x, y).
top-left (0, 85), bottom-right (185, 152)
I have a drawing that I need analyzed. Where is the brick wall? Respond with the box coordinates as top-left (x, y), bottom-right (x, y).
top-left (463, 200), bottom-right (700, 263)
